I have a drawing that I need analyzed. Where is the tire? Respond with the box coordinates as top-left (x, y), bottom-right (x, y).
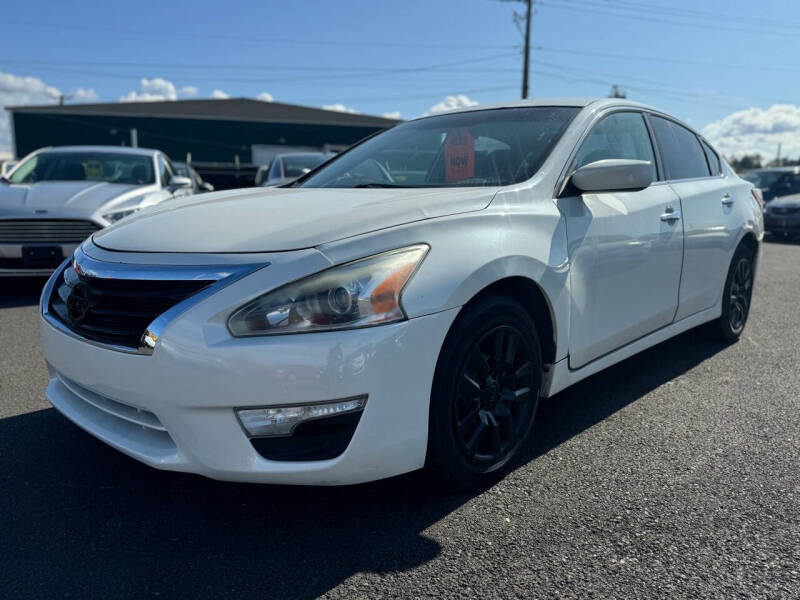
top-left (713, 244), bottom-right (756, 343)
top-left (426, 294), bottom-right (543, 489)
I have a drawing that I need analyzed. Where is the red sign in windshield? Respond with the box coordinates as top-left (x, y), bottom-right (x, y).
top-left (444, 128), bottom-right (475, 183)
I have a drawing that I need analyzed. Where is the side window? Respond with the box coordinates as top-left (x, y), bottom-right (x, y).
top-left (700, 139), bottom-right (721, 176)
top-left (574, 112), bottom-right (657, 181)
top-left (650, 116), bottom-right (710, 180)
top-left (156, 155), bottom-right (170, 186)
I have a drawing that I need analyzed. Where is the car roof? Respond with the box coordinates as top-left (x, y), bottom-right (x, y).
top-left (35, 145), bottom-right (160, 157)
top-left (748, 166), bottom-right (800, 174)
top-left (407, 97), bottom-right (660, 121)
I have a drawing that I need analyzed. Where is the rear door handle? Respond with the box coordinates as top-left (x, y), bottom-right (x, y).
top-left (721, 193), bottom-right (735, 206)
top-left (660, 208), bottom-right (681, 223)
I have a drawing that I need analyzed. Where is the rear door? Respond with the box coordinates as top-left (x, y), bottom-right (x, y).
top-left (648, 115), bottom-right (746, 320)
top-left (559, 110), bottom-right (684, 369)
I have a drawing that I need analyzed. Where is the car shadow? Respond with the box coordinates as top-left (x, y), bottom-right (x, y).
top-left (1, 328), bottom-right (726, 599)
top-left (0, 277), bottom-right (48, 308)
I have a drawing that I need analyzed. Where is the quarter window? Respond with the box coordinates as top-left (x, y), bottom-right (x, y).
top-left (574, 112), bottom-right (657, 181)
top-left (649, 116), bottom-right (710, 180)
top-left (700, 139), bottom-right (722, 176)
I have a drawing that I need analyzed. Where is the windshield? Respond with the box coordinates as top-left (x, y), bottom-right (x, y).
top-left (9, 152), bottom-right (156, 185)
top-left (299, 106), bottom-right (579, 188)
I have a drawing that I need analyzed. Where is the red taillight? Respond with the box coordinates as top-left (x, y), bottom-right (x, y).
top-left (751, 187), bottom-right (764, 209)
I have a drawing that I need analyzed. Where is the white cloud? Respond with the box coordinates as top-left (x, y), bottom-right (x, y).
top-left (322, 103), bottom-right (360, 114)
top-left (382, 111), bottom-right (402, 120)
top-left (180, 85), bottom-right (198, 97)
top-left (0, 71), bottom-right (62, 153)
top-left (210, 89), bottom-right (229, 99)
top-left (702, 104), bottom-right (800, 159)
top-left (120, 77), bottom-right (177, 102)
top-left (257, 92), bottom-right (274, 102)
top-left (425, 94), bottom-right (478, 116)
top-left (72, 87), bottom-right (98, 102)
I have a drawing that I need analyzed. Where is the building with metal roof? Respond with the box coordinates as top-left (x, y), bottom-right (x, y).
top-left (7, 98), bottom-right (400, 185)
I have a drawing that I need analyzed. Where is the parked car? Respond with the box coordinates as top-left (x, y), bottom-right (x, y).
top-left (39, 99), bottom-right (762, 487)
top-left (763, 192), bottom-right (800, 237)
top-left (742, 166), bottom-right (800, 203)
top-left (0, 146), bottom-right (193, 276)
top-left (258, 152), bottom-right (334, 187)
top-left (173, 161), bottom-right (214, 193)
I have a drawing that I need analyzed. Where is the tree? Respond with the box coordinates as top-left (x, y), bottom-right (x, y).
top-left (728, 154), bottom-right (762, 172)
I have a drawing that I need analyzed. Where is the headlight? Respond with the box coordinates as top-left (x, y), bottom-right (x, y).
top-left (227, 244), bottom-right (429, 336)
top-left (103, 209), bottom-right (138, 223)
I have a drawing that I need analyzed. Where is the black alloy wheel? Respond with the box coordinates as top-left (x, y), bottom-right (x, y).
top-left (714, 244), bottom-right (756, 343)
top-left (427, 294), bottom-right (542, 488)
top-left (454, 325), bottom-right (536, 465)
top-left (728, 255), bottom-right (753, 335)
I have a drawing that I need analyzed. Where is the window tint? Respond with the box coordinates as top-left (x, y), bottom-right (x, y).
top-left (700, 139), bottom-right (721, 175)
top-left (574, 112), bottom-right (657, 181)
top-left (650, 116), bottom-right (710, 180)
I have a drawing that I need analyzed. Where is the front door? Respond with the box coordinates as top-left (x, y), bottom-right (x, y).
top-left (559, 111), bottom-right (684, 369)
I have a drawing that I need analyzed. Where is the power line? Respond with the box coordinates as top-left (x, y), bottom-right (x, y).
top-left (538, 0), bottom-right (800, 38)
top-left (533, 45), bottom-right (800, 74)
top-left (0, 18), bottom-right (518, 50)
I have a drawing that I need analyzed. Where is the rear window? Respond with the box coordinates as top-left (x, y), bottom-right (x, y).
top-left (649, 116), bottom-right (710, 180)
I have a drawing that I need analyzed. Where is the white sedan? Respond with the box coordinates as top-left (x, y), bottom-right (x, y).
top-left (39, 98), bottom-right (763, 487)
top-left (1, 146), bottom-right (192, 276)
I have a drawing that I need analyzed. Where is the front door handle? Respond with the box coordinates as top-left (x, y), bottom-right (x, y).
top-left (721, 193), bottom-right (735, 206)
top-left (660, 208), bottom-right (681, 223)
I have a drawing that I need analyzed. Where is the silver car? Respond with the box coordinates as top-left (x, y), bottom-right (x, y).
top-left (0, 146), bottom-right (192, 276)
top-left (258, 152), bottom-right (334, 187)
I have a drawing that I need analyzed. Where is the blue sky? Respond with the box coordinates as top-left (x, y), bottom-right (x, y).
top-left (1, 0), bottom-right (799, 158)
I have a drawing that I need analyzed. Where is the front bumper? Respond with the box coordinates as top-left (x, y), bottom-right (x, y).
top-left (41, 303), bottom-right (459, 485)
top-left (0, 242), bottom-right (80, 276)
top-left (764, 212), bottom-right (800, 234)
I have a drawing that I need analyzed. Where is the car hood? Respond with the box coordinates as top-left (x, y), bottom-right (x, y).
top-left (0, 181), bottom-right (144, 215)
top-left (93, 186), bottom-right (498, 253)
top-left (768, 193), bottom-right (800, 208)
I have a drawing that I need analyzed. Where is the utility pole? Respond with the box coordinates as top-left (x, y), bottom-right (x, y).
top-left (501, 0), bottom-right (534, 99)
top-left (609, 85), bottom-right (627, 98)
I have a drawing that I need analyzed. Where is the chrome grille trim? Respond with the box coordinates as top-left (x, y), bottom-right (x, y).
top-left (41, 240), bottom-right (268, 355)
top-left (0, 219), bottom-right (100, 243)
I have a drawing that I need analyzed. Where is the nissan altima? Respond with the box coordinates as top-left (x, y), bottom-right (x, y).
top-left (1, 146), bottom-right (192, 276)
top-left (39, 99), bottom-right (763, 487)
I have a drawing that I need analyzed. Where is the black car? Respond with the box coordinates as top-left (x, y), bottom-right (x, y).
top-left (764, 193), bottom-right (800, 238)
top-left (742, 167), bottom-right (800, 203)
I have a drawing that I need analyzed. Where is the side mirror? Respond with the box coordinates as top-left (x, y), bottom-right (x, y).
top-left (168, 175), bottom-right (192, 191)
top-left (570, 159), bottom-right (653, 193)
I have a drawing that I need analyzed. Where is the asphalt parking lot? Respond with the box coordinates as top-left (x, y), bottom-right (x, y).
top-left (1, 240), bottom-right (798, 599)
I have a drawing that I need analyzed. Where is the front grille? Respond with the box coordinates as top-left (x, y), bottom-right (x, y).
top-left (0, 219), bottom-right (101, 243)
top-left (49, 262), bottom-right (214, 348)
top-left (770, 207), bottom-right (800, 216)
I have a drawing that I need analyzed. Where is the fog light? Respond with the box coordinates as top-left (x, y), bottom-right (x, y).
top-left (236, 396), bottom-right (367, 438)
